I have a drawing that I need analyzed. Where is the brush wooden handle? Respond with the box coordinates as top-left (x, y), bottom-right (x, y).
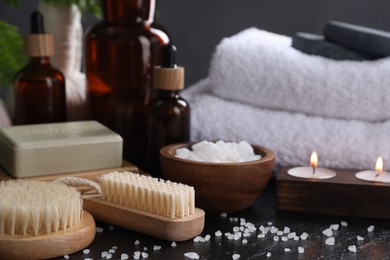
top-left (84, 194), bottom-right (205, 241)
top-left (0, 211), bottom-right (95, 260)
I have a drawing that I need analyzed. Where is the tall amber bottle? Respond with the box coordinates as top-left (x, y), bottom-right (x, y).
top-left (85, 0), bottom-right (169, 168)
top-left (14, 11), bottom-right (67, 125)
top-left (145, 44), bottom-right (190, 177)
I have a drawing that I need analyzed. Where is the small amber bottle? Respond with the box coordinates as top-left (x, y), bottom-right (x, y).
top-left (14, 11), bottom-right (66, 125)
top-left (145, 44), bottom-right (190, 177)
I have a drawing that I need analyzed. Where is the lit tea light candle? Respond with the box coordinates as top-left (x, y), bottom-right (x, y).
top-left (287, 151), bottom-right (337, 179)
top-left (355, 157), bottom-right (390, 183)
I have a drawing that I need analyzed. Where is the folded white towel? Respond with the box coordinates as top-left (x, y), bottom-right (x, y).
top-left (209, 28), bottom-right (390, 122)
top-left (183, 79), bottom-right (390, 170)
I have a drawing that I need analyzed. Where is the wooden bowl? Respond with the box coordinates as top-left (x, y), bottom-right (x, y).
top-left (160, 143), bottom-right (275, 213)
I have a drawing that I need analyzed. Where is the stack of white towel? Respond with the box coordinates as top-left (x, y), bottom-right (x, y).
top-left (183, 28), bottom-right (390, 170)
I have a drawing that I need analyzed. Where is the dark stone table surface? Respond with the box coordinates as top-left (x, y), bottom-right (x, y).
top-left (55, 177), bottom-right (390, 260)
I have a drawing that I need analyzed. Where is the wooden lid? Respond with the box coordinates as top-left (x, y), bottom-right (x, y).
top-left (24, 34), bottom-right (54, 57)
top-left (153, 66), bottom-right (185, 90)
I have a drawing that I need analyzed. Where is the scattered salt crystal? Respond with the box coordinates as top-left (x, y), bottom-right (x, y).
top-left (242, 239), bottom-right (248, 244)
top-left (106, 254), bottom-right (112, 259)
top-left (259, 225), bottom-right (265, 232)
top-left (287, 232), bottom-right (296, 239)
top-left (108, 225), bottom-right (114, 230)
top-left (283, 227), bottom-right (290, 233)
top-left (83, 249), bottom-right (90, 254)
top-left (367, 225), bottom-right (375, 232)
top-left (268, 222), bottom-right (273, 226)
top-left (230, 217), bottom-right (239, 222)
top-left (277, 231), bottom-right (283, 236)
top-left (184, 252), bottom-right (200, 259)
top-left (284, 248), bottom-right (291, 252)
top-left (294, 236), bottom-right (299, 241)
top-left (266, 252), bottom-right (271, 257)
top-left (325, 237), bottom-right (335, 246)
top-left (300, 232), bottom-right (309, 240)
top-left (205, 235), bottom-right (211, 241)
top-left (232, 254), bottom-right (240, 259)
top-left (270, 227), bottom-right (278, 234)
top-left (281, 236), bottom-right (288, 241)
top-left (101, 251), bottom-right (108, 258)
top-left (322, 228), bottom-right (333, 237)
top-left (240, 218), bottom-right (246, 223)
top-left (273, 236), bottom-right (279, 241)
top-left (298, 247), bottom-right (304, 253)
top-left (193, 236), bottom-right (203, 242)
top-left (171, 241), bottom-right (177, 247)
top-left (121, 253), bottom-right (129, 260)
top-left (134, 240), bottom-right (140, 245)
top-left (239, 227), bottom-right (244, 231)
top-left (233, 226), bottom-right (240, 232)
top-left (257, 233), bottom-right (265, 239)
top-left (96, 227), bottom-right (104, 233)
top-left (243, 232), bottom-right (251, 237)
top-left (64, 256), bottom-right (69, 259)
top-left (143, 247), bottom-right (148, 251)
top-left (330, 224), bottom-right (339, 230)
top-left (215, 230), bottom-right (222, 237)
top-left (84, 258), bottom-right (93, 260)
top-left (357, 235), bottom-right (364, 241)
top-left (142, 252), bottom-right (149, 258)
top-left (348, 245), bottom-right (357, 253)
top-left (134, 251), bottom-right (141, 257)
top-left (341, 221), bottom-right (348, 227)
top-left (221, 213), bottom-right (227, 218)
top-left (153, 245), bottom-right (161, 251)
top-left (109, 249), bottom-right (115, 253)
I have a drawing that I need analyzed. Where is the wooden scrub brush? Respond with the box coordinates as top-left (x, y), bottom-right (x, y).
top-left (58, 171), bottom-right (205, 241)
top-left (0, 180), bottom-right (95, 260)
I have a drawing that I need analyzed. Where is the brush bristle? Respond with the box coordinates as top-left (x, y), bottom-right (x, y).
top-left (98, 172), bottom-right (195, 219)
top-left (0, 180), bottom-right (82, 236)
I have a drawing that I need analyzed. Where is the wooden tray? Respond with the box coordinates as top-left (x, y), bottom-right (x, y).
top-left (277, 167), bottom-right (390, 219)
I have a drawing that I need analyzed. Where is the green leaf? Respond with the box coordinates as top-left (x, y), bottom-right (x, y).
top-left (43, 0), bottom-right (102, 19)
top-left (0, 20), bottom-right (25, 88)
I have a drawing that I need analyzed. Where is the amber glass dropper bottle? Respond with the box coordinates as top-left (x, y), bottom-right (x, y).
top-left (13, 11), bottom-right (66, 125)
top-left (145, 44), bottom-right (190, 178)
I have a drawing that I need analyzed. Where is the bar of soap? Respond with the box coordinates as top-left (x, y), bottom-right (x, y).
top-left (324, 20), bottom-right (390, 57)
top-left (0, 121), bottom-right (123, 178)
top-left (292, 32), bottom-right (376, 61)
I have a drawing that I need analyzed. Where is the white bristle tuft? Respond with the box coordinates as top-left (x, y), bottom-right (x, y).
top-left (0, 180), bottom-right (82, 236)
top-left (98, 171), bottom-right (195, 219)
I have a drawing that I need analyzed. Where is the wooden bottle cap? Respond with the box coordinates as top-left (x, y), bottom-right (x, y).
top-left (24, 34), bottom-right (54, 57)
top-left (153, 66), bottom-right (185, 90)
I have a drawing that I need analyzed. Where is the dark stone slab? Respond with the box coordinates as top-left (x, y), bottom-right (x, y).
top-left (324, 20), bottom-right (390, 57)
top-left (292, 32), bottom-right (377, 60)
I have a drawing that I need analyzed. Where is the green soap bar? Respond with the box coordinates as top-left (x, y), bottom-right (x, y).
top-left (292, 32), bottom-right (377, 60)
top-left (324, 20), bottom-right (390, 57)
top-left (0, 121), bottom-right (123, 178)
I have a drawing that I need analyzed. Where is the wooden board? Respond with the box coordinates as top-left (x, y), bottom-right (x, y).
top-left (83, 194), bottom-right (205, 241)
top-left (0, 161), bottom-right (139, 182)
top-left (0, 211), bottom-right (95, 260)
top-left (277, 167), bottom-right (390, 219)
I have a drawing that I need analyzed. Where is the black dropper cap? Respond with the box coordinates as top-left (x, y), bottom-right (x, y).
top-left (30, 11), bottom-right (45, 34)
top-left (162, 44), bottom-right (177, 68)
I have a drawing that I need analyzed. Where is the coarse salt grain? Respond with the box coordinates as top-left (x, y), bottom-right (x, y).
top-left (341, 221), bottom-right (348, 227)
top-left (257, 233), bottom-right (265, 239)
top-left (184, 252), bottom-right (200, 259)
top-left (221, 213), bottom-right (227, 218)
top-left (233, 226), bottom-right (240, 232)
top-left (193, 236), bottom-right (203, 242)
top-left (300, 232), bottom-right (309, 240)
top-left (270, 227), bottom-right (278, 234)
top-left (230, 217), bottom-right (239, 222)
top-left (153, 245), bottom-right (161, 251)
top-left (348, 245), bottom-right (357, 253)
top-left (367, 225), bottom-right (375, 232)
top-left (171, 241), bottom-right (177, 247)
top-left (282, 236), bottom-right (288, 241)
top-left (112, 246), bottom-right (118, 250)
top-left (64, 256), bottom-right (69, 259)
top-left (325, 237), bottom-right (335, 246)
top-left (357, 235), bottom-right (364, 241)
top-left (277, 231), bottom-right (283, 236)
top-left (298, 247), bottom-right (304, 253)
top-left (243, 232), bottom-right (251, 237)
top-left (322, 228), bottom-right (333, 237)
top-left (242, 239), bottom-right (248, 244)
top-left (266, 252), bottom-right (271, 257)
top-left (283, 227), bottom-right (290, 233)
top-left (134, 240), bottom-right (140, 245)
top-left (83, 249), bottom-right (90, 254)
top-left (109, 249), bottom-right (115, 253)
top-left (142, 252), bottom-right (149, 258)
top-left (268, 222), bottom-right (273, 226)
top-left (96, 227), bottom-right (104, 233)
top-left (121, 253), bottom-right (129, 260)
top-left (284, 248), bottom-right (291, 252)
top-left (330, 224), bottom-right (339, 230)
top-left (101, 251), bottom-right (108, 258)
top-left (273, 236), bottom-right (279, 241)
top-left (215, 230), bottom-right (222, 237)
top-left (205, 235), bottom-right (211, 241)
top-left (133, 251), bottom-right (141, 259)
top-left (232, 254), bottom-right (240, 259)
top-left (84, 258), bottom-right (93, 260)
top-left (287, 232), bottom-right (296, 239)
top-left (106, 254), bottom-right (112, 259)
top-left (143, 247), bottom-right (148, 251)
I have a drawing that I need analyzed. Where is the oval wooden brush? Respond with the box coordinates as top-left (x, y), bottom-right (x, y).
top-left (0, 180), bottom-right (95, 260)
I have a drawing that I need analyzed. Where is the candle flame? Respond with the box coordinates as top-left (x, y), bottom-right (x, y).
top-left (375, 156), bottom-right (383, 173)
top-left (310, 151), bottom-right (318, 168)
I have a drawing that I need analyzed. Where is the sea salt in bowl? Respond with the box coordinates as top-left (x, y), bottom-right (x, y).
top-left (160, 141), bottom-right (275, 213)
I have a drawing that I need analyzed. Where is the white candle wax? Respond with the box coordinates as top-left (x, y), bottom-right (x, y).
top-left (287, 167), bottom-right (337, 179)
top-left (355, 171), bottom-right (390, 183)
